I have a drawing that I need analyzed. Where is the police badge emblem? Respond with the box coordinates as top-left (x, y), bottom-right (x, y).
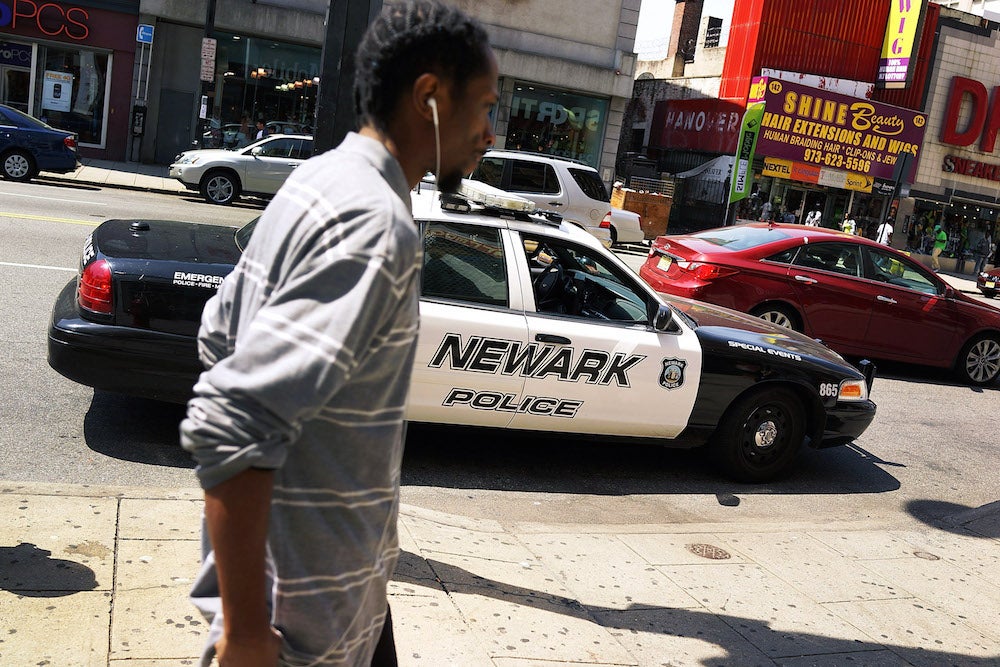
top-left (659, 358), bottom-right (685, 389)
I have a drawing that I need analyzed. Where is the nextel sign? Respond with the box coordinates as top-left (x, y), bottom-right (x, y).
top-left (0, 1), bottom-right (89, 41)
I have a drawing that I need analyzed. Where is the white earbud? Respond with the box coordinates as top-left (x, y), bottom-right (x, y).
top-left (428, 97), bottom-right (438, 127)
top-left (429, 97), bottom-right (440, 204)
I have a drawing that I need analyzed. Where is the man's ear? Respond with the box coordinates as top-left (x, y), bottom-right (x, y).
top-left (412, 73), bottom-right (443, 123)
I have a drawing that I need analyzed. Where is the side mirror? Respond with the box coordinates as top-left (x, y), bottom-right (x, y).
top-left (943, 285), bottom-right (957, 299)
top-left (250, 146), bottom-right (263, 157)
top-left (653, 304), bottom-right (676, 332)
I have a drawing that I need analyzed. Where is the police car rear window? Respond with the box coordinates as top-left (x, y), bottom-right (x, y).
top-left (692, 226), bottom-right (791, 250)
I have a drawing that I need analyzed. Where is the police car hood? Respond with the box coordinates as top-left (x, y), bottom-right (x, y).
top-left (666, 295), bottom-right (852, 369)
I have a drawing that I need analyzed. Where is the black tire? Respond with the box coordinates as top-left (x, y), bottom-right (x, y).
top-left (750, 303), bottom-right (801, 331)
top-left (1, 150), bottom-right (37, 182)
top-left (710, 386), bottom-right (805, 483)
top-left (982, 289), bottom-right (997, 299)
top-left (200, 170), bottom-right (240, 205)
top-left (955, 334), bottom-right (1000, 386)
top-left (609, 225), bottom-right (618, 247)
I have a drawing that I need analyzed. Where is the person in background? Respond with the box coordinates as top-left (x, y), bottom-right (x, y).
top-left (931, 224), bottom-right (947, 271)
top-left (760, 199), bottom-right (773, 221)
top-left (254, 119), bottom-right (269, 141)
top-left (783, 208), bottom-right (796, 224)
top-left (180, 2), bottom-right (498, 665)
top-left (841, 212), bottom-right (857, 235)
top-left (974, 231), bottom-right (995, 275)
top-left (236, 115), bottom-right (251, 148)
top-left (876, 218), bottom-right (893, 246)
top-left (804, 204), bottom-right (822, 226)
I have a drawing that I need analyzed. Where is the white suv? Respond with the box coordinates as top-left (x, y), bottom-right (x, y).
top-left (469, 149), bottom-right (644, 247)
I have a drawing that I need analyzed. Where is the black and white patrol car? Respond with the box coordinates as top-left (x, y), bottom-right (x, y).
top-left (48, 181), bottom-right (876, 482)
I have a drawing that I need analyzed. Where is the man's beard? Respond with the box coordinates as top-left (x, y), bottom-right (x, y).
top-left (438, 169), bottom-right (464, 194)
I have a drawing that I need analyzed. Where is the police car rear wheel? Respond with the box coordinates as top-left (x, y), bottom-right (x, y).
top-left (711, 387), bottom-right (804, 483)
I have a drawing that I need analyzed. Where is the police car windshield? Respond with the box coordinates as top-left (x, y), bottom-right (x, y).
top-left (693, 226), bottom-right (791, 251)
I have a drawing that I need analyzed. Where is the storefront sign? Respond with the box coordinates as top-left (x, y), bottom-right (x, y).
top-left (939, 76), bottom-right (1000, 153)
top-left (0, 1), bottom-right (90, 41)
top-left (729, 102), bottom-right (764, 203)
top-left (942, 154), bottom-right (1000, 183)
top-left (41, 69), bottom-right (72, 112)
top-left (652, 98), bottom-right (742, 153)
top-left (763, 156), bottom-right (873, 192)
top-left (877, 0), bottom-right (925, 89)
top-left (0, 39), bottom-right (29, 65)
top-left (753, 77), bottom-right (926, 182)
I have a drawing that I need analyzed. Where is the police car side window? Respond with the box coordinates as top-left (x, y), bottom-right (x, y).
top-left (421, 221), bottom-right (508, 307)
top-left (523, 236), bottom-right (649, 323)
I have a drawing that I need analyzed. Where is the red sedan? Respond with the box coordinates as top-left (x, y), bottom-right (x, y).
top-left (977, 266), bottom-right (999, 299)
top-left (639, 223), bottom-right (1000, 386)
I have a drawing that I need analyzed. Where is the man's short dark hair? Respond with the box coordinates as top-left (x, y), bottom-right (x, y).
top-left (354, 0), bottom-right (491, 132)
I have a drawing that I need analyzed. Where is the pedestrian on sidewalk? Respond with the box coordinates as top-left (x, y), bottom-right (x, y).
top-left (804, 204), bottom-right (822, 226)
top-left (875, 218), bottom-right (893, 246)
top-left (180, 2), bottom-right (498, 666)
top-left (931, 224), bottom-right (947, 271)
top-left (974, 232), bottom-right (995, 275)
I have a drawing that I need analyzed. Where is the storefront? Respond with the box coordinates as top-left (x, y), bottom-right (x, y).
top-left (503, 81), bottom-right (610, 169)
top-left (902, 15), bottom-right (1000, 268)
top-left (0, 0), bottom-right (138, 160)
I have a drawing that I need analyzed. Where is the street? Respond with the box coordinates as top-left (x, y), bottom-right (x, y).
top-left (1, 178), bottom-right (998, 533)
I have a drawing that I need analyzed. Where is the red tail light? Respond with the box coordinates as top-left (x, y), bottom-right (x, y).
top-left (64, 135), bottom-right (77, 151)
top-left (678, 261), bottom-right (739, 281)
top-left (599, 211), bottom-right (612, 229)
top-left (79, 259), bottom-right (113, 314)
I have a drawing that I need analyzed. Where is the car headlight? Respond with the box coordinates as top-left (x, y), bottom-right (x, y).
top-left (838, 378), bottom-right (869, 402)
top-left (174, 154), bottom-right (199, 165)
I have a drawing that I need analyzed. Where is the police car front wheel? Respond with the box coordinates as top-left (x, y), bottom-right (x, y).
top-left (710, 386), bottom-right (805, 483)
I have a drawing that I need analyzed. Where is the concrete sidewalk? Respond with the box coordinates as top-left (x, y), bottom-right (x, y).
top-left (2, 481), bottom-right (999, 666)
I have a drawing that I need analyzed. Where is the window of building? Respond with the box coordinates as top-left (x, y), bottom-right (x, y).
top-left (33, 44), bottom-right (110, 147)
top-left (506, 82), bottom-right (608, 168)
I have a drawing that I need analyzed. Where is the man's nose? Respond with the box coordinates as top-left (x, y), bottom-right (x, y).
top-left (484, 123), bottom-right (496, 147)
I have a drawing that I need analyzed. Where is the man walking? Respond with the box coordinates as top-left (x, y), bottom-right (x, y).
top-left (931, 224), bottom-right (947, 271)
top-left (876, 218), bottom-right (893, 245)
top-left (180, 2), bottom-right (498, 665)
top-left (805, 204), bottom-right (822, 226)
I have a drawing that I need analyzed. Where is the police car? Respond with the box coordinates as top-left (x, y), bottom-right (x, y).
top-left (48, 181), bottom-right (876, 482)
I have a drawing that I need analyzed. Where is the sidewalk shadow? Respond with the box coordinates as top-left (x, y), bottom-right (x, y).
top-left (398, 553), bottom-right (1000, 666)
top-left (82, 391), bottom-right (194, 468)
top-left (33, 176), bottom-right (103, 192)
top-left (403, 425), bottom-right (901, 496)
top-left (906, 499), bottom-right (1000, 539)
top-left (0, 543), bottom-right (97, 597)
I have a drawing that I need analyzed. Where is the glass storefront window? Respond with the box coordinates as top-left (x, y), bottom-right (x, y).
top-left (506, 82), bottom-right (608, 168)
top-left (209, 32), bottom-right (321, 146)
top-left (34, 45), bottom-right (109, 147)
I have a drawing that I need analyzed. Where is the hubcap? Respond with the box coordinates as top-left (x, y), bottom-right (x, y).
top-left (5, 154), bottom-right (29, 179)
top-left (764, 312), bottom-right (792, 328)
top-left (967, 338), bottom-right (1000, 383)
top-left (207, 177), bottom-right (233, 202)
top-left (754, 420), bottom-right (779, 449)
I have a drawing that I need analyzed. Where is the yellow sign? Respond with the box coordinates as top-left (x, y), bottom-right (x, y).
top-left (878, 0), bottom-right (925, 89)
top-left (844, 172), bottom-right (874, 193)
top-left (763, 158), bottom-right (793, 179)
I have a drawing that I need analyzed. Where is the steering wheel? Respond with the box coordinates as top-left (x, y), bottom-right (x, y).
top-left (533, 261), bottom-right (565, 307)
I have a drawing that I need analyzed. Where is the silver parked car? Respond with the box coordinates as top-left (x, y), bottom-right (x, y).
top-left (169, 134), bottom-right (313, 205)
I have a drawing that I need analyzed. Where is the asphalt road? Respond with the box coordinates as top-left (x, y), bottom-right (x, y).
top-left (1, 181), bottom-right (997, 533)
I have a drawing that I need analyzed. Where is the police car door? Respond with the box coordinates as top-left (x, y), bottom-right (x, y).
top-left (512, 232), bottom-right (702, 438)
top-left (407, 217), bottom-right (530, 428)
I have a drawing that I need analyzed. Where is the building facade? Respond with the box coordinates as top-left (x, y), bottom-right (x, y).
top-left (0, 0), bottom-right (640, 173)
top-left (0, 0), bottom-right (140, 161)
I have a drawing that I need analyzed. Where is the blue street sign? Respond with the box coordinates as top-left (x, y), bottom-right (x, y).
top-left (136, 24), bottom-right (154, 44)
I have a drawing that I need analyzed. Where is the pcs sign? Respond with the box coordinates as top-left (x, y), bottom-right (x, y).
top-left (0, 1), bottom-right (90, 41)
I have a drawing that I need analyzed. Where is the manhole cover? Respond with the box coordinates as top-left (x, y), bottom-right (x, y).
top-left (913, 551), bottom-right (940, 561)
top-left (686, 543), bottom-right (731, 560)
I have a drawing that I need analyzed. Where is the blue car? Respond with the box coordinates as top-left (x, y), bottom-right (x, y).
top-left (0, 103), bottom-right (79, 182)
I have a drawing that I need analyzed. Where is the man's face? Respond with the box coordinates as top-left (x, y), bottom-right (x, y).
top-left (436, 49), bottom-right (499, 193)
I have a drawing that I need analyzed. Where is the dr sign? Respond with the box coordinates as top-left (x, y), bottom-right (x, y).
top-left (0, 1), bottom-right (89, 41)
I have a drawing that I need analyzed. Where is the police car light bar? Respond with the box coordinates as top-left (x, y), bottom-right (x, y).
top-left (458, 180), bottom-right (536, 213)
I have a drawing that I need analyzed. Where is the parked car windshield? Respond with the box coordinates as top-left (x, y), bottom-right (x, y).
top-left (692, 226), bottom-right (791, 251)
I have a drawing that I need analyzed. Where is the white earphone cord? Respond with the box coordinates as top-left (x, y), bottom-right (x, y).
top-left (430, 100), bottom-right (440, 215)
